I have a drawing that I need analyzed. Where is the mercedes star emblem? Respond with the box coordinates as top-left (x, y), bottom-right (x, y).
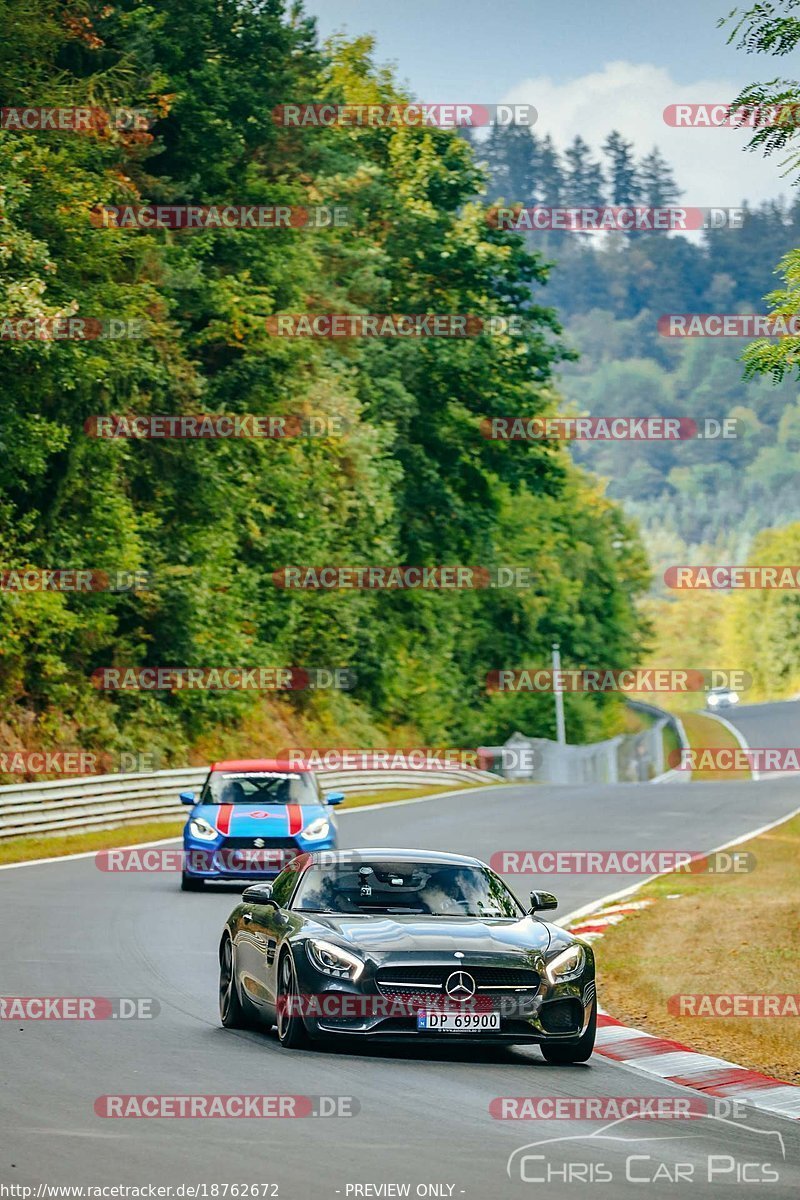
top-left (445, 970), bottom-right (476, 1002)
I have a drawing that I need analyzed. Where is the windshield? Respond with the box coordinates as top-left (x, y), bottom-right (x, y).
top-left (292, 861), bottom-right (523, 917)
top-left (202, 770), bottom-right (321, 806)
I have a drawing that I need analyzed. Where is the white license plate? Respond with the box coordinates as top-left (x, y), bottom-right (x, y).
top-left (416, 1010), bottom-right (500, 1033)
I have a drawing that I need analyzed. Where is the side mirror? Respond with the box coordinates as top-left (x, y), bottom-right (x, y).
top-left (529, 890), bottom-right (558, 914)
top-left (242, 883), bottom-right (278, 908)
top-left (179, 790), bottom-right (196, 805)
top-left (325, 791), bottom-right (345, 806)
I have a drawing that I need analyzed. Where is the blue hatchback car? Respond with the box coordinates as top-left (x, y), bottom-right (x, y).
top-left (180, 758), bottom-right (343, 890)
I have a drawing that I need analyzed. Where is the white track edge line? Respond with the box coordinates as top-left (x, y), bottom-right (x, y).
top-left (559, 803), bottom-right (800, 925)
top-left (703, 709), bottom-right (759, 780)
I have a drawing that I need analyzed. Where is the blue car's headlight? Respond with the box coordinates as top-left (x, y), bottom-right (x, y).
top-left (302, 816), bottom-right (331, 842)
top-left (545, 945), bottom-right (586, 985)
top-left (189, 816), bottom-right (218, 842)
top-left (306, 938), bottom-right (364, 980)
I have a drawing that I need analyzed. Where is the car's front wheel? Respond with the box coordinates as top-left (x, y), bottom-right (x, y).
top-left (181, 870), bottom-right (205, 891)
top-left (219, 935), bottom-right (252, 1029)
top-left (540, 999), bottom-right (597, 1064)
top-left (276, 950), bottom-right (310, 1049)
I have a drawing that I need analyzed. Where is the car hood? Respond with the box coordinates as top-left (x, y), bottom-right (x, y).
top-left (304, 913), bottom-right (556, 960)
top-left (196, 803), bottom-right (323, 838)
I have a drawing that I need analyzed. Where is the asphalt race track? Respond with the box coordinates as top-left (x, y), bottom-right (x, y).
top-left (718, 698), bottom-right (800, 753)
top-left (2, 766), bottom-right (799, 1198)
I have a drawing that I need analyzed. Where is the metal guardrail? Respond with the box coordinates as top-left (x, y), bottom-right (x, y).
top-left (626, 701), bottom-right (691, 784)
top-left (0, 765), bottom-right (499, 840)
top-left (479, 702), bottom-right (692, 786)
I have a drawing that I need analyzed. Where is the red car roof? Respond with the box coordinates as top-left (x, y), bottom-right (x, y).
top-left (209, 758), bottom-right (309, 772)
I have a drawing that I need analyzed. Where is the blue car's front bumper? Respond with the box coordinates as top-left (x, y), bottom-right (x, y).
top-left (183, 834), bottom-right (336, 880)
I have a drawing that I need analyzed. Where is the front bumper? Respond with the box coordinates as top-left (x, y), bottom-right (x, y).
top-left (291, 950), bottom-right (595, 1044)
top-left (183, 836), bottom-right (336, 880)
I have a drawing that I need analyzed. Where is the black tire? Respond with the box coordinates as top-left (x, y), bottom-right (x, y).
top-left (181, 871), bottom-right (205, 891)
top-left (276, 949), bottom-right (310, 1049)
top-left (541, 999), bottom-right (597, 1064)
top-left (219, 935), bottom-right (252, 1029)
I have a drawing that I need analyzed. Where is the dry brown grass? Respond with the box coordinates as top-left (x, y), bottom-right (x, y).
top-left (596, 814), bottom-right (800, 1084)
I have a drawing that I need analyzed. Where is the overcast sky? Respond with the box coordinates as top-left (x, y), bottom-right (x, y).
top-left (302, 0), bottom-right (793, 208)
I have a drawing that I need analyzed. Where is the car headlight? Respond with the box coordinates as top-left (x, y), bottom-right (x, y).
top-left (306, 938), bottom-right (364, 980)
top-left (707, 694), bottom-right (719, 705)
top-left (545, 944), bottom-right (586, 985)
top-left (189, 816), bottom-right (219, 842)
top-left (728, 692), bottom-right (739, 704)
top-left (302, 816), bottom-right (331, 842)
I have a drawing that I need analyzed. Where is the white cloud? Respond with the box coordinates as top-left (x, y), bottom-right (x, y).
top-left (500, 61), bottom-right (792, 209)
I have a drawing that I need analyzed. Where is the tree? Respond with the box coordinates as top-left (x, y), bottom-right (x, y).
top-left (476, 124), bottom-right (538, 205)
top-left (479, 122), bottom-right (512, 200)
top-left (502, 125), bottom-right (539, 205)
top-left (721, 522), bottom-right (800, 698)
top-left (0, 2), bottom-right (652, 766)
top-left (603, 130), bottom-right (639, 205)
top-left (720, 0), bottom-right (800, 380)
top-left (563, 135), bottom-right (606, 206)
top-left (638, 146), bottom-right (682, 207)
top-left (722, 0), bottom-right (800, 175)
top-left (535, 134), bottom-right (564, 204)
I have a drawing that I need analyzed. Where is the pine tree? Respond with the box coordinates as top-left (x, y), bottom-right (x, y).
top-left (638, 147), bottom-right (682, 206)
top-left (477, 125), bottom-right (538, 204)
top-left (563, 135), bottom-right (606, 205)
top-left (503, 125), bottom-right (539, 204)
top-left (479, 123), bottom-right (511, 201)
top-left (536, 134), bottom-right (564, 205)
top-left (603, 130), bottom-right (639, 205)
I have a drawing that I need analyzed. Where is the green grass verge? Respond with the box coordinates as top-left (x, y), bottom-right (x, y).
top-left (681, 711), bottom-right (751, 781)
